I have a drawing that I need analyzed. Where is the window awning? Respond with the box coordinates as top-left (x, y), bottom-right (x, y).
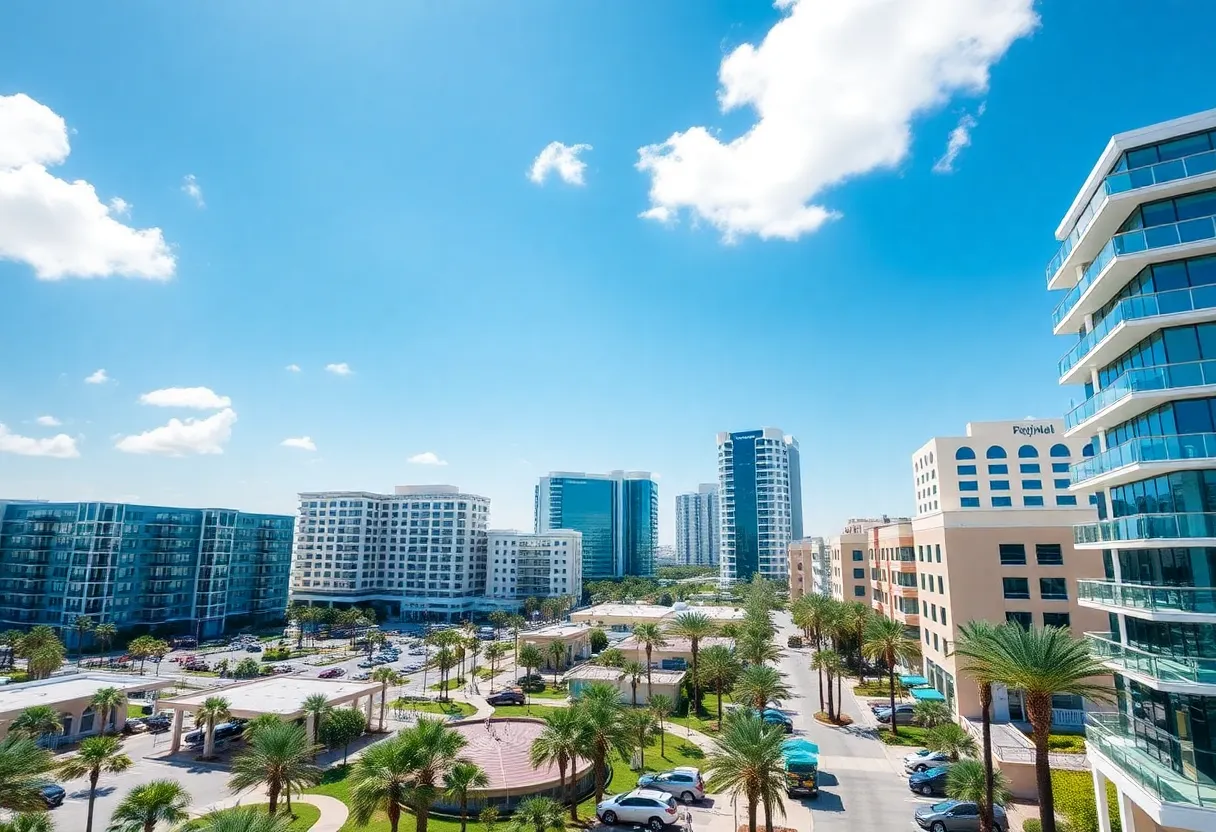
top-left (909, 687), bottom-right (946, 701)
top-left (899, 674), bottom-right (929, 686)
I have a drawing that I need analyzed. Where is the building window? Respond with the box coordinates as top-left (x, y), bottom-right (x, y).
top-left (959, 481), bottom-right (979, 492)
top-left (1023, 496), bottom-right (1045, 506)
top-left (1052, 462), bottom-right (1070, 473)
top-left (993, 497), bottom-right (1013, 507)
top-left (941, 608), bottom-right (948, 626)
top-left (956, 447), bottom-right (976, 460)
top-left (991, 480), bottom-right (1010, 491)
top-left (1043, 612), bottom-right (1072, 628)
top-left (999, 544), bottom-right (1027, 565)
top-left (986, 446), bottom-right (1007, 459)
top-left (1020, 463), bottom-right (1041, 474)
top-left (1035, 544), bottom-right (1064, 565)
top-left (853, 586), bottom-right (866, 597)
top-left (1005, 611), bottom-right (1032, 628)
top-left (853, 568), bottom-right (865, 579)
top-left (852, 550), bottom-right (864, 561)
top-left (1040, 578), bottom-right (1068, 600)
top-left (957, 464), bottom-right (977, 475)
top-left (935, 544), bottom-right (941, 563)
top-left (1053, 478), bottom-right (1071, 489)
top-left (1018, 445), bottom-right (1039, 459)
top-left (1022, 480), bottom-right (1042, 490)
top-left (960, 497), bottom-right (980, 508)
top-left (1050, 444), bottom-right (1071, 458)
top-left (1003, 577), bottom-right (1030, 599)
top-left (1056, 495), bottom-right (1078, 506)
top-left (986, 465), bottom-right (1009, 478)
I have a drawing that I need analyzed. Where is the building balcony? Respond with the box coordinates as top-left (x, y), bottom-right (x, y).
top-left (889, 558), bottom-right (917, 573)
top-left (892, 607), bottom-right (919, 627)
top-left (1070, 433), bottom-right (1216, 489)
top-left (1078, 579), bottom-right (1216, 622)
top-left (1075, 512), bottom-right (1216, 549)
top-left (1085, 712), bottom-right (1216, 815)
top-left (1058, 285), bottom-right (1216, 384)
top-left (890, 583), bottom-right (918, 598)
top-left (1052, 213), bottom-right (1216, 336)
top-left (1085, 631), bottom-right (1216, 694)
top-left (1064, 360), bottom-right (1216, 436)
top-left (1047, 147), bottom-right (1216, 290)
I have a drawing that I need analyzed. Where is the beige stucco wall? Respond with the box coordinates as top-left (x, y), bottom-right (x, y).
top-left (829, 530), bottom-right (871, 603)
top-left (788, 540), bottom-right (816, 601)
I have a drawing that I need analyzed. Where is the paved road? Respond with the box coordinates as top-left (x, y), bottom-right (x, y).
top-left (775, 611), bottom-right (937, 832)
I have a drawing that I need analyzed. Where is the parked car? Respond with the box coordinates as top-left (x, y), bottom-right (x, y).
top-left (40, 785), bottom-right (65, 808)
top-left (144, 714), bottom-right (172, 733)
top-left (596, 788), bottom-right (680, 831)
top-left (272, 664), bottom-right (295, 674)
top-left (637, 767), bottom-right (705, 803)
top-left (485, 689), bottom-right (525, 706)
top-left (358, 660), bottom-right (375, 669)
top-left (352, 672), bottom-right (371, 681)
top-left (124, 718), bottom-right (149, 734)
top-left (185, 719), bottom-right (246, 748)
top-left (908, 766), bottom-right (951, 797)
top-left (517, 673), bottom-right (544, 685)
top-left (245, 644), bottom-right (263, 653)
top-left (914, 799), bottom-right (1007, 832)
top-left (319, 668), bottom-right (346, 679)
top-left (904, 749), bottom-right (951, 773)
top-left (876, 704), bottom-right (916, 725)
top-left (760, 708), bottom-right (793, 733)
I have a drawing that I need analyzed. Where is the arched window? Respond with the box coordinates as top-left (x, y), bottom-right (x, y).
top-left (1018, 445), bottom-right (1039, 458)
top-left (1050, 443), bottom-right (1071, 458)
top-left (1082, 443), bottom-right (1095, 458)
top-left (955, 447), bottom-right (976, 460)
top-left (986, 446), bottom-right (1007, 459)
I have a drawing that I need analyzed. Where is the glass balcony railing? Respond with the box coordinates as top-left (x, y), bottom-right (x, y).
top-left (1058, 285), bottom-right (1216, 377)
top-left (1086, 631), bottom-right (1216, 687)
top-left (1076, 512), bottom-right (1216, 545)
top-left (1046, 148), bottom-right (1216, 283)
top-left (1065, 359), bottom-right (1216, 430)
top-left (1085, 712), bottom-right (1216, 808)
top-left (1071, 432), bottom-right (1216, 483)
top-left (1053, 213), bottom-right (1216, 329)
top-left (1078, 579), bottom-right (1216, 615)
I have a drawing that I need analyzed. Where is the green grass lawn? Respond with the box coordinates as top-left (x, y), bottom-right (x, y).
top-left (427, 678), bottom-right (466, 692)
top-left (196, 803), bottom-right (320, 832)
top-left (527, 685), bottom-right (570, 700)
top-left (1046, 733), bottom-right (1087, 753)
top-left (878, 725), bottom-right (930, 747)
top-left (393, 700), bottom-right (475, 719)
top-left (853, 681), bottom-right (907, 698)
top-left (490, 704), bottom-right (557, 719)
top-left (665, 693), bottom-right (730, 735)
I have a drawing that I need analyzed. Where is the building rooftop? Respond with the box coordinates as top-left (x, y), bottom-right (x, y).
top-left (524, 623), bottom-right (591, 639)
top-left (616, 635), bottom-right (733, 653)
top-left (564, 665), bottom-right (626, 681)
top-left (0, 673), bottom-right (171, 717)
top-left (159, 677), bottom-right (379, 718)
top-left (572, 603), bottom-right (675, 620)
top-left (685, 605), bottom-right (747, 621)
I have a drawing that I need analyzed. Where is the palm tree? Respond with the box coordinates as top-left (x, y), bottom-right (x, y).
top-left (507, 796), bottom-right (565, 832)
top-left (648, 693), bottom-right (674, 757)
top-left (466, 637), bottom-right (481, 691)
top-left (704, 711), bottom-right (787, 832)
top-left (622, 708), bottom-right (656, 771)
top-left (0, 813), bottom-right (53, 832)
top-left (840, 602), bottom-right (872, 684)
top-left (508, 614), bottom-right (526, 664)
top-left (667, 612), bottom-right (716, 712)
top-left (301, 693), bottom-right (333, 750)
top-left (529, 707), bottom-right (586, 821)
top-left (93, 621), bottom-right (117, 656)
top-left (107, 778), bottom-right (192, 832)
top-left (489, 610), bottom-right (510, 641)
top-left (810, 649), bottom-right (842, 722)
top-left (861, 617), bottom-right (920, 737)
top-left (914, 699), bottom-right (952, 728)
top-left (946, 758), bottom-right (1011, 817)
top-left (697, 645), bottom-right (741, 724)
top-left (976, 625), bottom-right (1113, 832)
top-left (229, 720), bottom-right (321, 817)
top-left (186, 805), bottom-right (293, 832)
top-left (0, 735), bottom-right (56, 812)
top-left (348, 733), bottom-right (414, 832)
top-left (398, 717), bottom-right (470, 832)
top-left (443, 761), bottom-right (489, 832)
top-left (518, 644), bottom-right (544, 687)
top-left (622, 660), bottom-right (645, 708)
top-left (926, 722), bottom-right (978, 761)
top-left (545, 640), bottom-right (566, 686)
top-left (372, 667), bottom-right (403, 731)
top-left (71, 615), bottom-right (94, 662)
top-left (737, 632), bottom-right (782, 667)
top-left (90, 686), bottom-right (126, 735)
top-left (9, 706), bottom-right (63, 739)
top-left (483, 642), bottom-right (507, 690)
top-left (194, 696), bottom-right (232, 760)
top-left (435, 646), bottom-right (457, 701)
top-left (733, 664), bottom-right (791, 712)
top-left (15, 626), bottom-right (65, 680)
top-left (951, 620), bottom-right (1004, 832)
top-left (58, 734), bottom-right (132, 832)
top-left (631, 623), bottom-right (668, 698)
top-left (573, 682), bottom-right (629, 805)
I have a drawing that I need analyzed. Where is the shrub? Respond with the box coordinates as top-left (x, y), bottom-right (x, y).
top-left (262, 648), bottom-right (291, 662)
top-left (1050, 769), bottom-right (1120, 832)
top-left (1047, 734), bottom-right (1087, 753)
top-left (1022, 820), bottom-right (1041, 832)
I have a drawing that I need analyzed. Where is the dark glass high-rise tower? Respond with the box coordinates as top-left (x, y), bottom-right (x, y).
top-left (718, 428), bottom-right (800, 584)
top-left (534, 471), bottom-right (658, 580)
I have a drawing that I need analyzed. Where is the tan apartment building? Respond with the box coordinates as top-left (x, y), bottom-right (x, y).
top-left (828, 517), bottom-right (906, 603)
top-left (867, 519), bottom-right (919, 634)
top-left (788, 537), bottom-right (828, 601)
top-left (910, 420), bottom-right (1107, 729)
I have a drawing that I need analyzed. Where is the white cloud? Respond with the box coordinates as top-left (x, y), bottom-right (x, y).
top-left (84, 369), bottom-right (110, 384)
top-left (35, 415), bottom-right (62, 427)
top-left (107, 197), bottom-right (131, 216)
top-left (408, 451), bottom-right (448, 466)
top-left (181, 174), bottom-right (204, 207)
top-left (933, 104), bottom-right (985, 174)
top-left (138, 386), bottom-right (231, 410)
top-left (636, 0), bottom-right (1037, 241)
top-left (115, 408), bottom-right (237, 456)
top-left (528, 141), bottom-right (593, 186)
top-left (281, 436), bottom-right (317, 451)
top-left (0, 93), bottom-right (176, 279)
top-left (325, 363), bottom-right (352, 376)
top-left (0, 423), bottom-right (79, 458)
top-left (285, 364), bottom-right (301, 373)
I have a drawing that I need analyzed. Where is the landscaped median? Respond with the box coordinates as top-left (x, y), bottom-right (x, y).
top-left (192, 802), bottom-right (321, 832)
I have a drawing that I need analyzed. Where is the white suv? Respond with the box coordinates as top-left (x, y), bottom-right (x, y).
top-left (596, 789), bottom-right (680, 831)
top-left (637, 767), bottom-right (705, 803)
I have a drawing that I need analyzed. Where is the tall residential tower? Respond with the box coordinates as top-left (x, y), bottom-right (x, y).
top-left (717, 428), bottom-right (802, 584)
top-left (676, 484), bottom-right (720, 567)
top-left (534, 471), bottom-right (658, 579)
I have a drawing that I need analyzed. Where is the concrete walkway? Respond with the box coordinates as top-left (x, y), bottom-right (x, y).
top-left (193, 786), bottom-right (349, 832)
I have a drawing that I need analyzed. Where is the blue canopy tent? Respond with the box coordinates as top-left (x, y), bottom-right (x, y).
top-left (899, 674), bottom-right (929, 687)
top-left (909, 687), bottom-right (946, 702)
top-left (782, 738), bottom-right (820, 758)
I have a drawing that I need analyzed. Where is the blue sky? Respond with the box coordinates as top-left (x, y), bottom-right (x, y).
top-left (1, 0), bottom-right (1213, 544)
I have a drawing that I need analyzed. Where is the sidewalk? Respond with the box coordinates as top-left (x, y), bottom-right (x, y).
top-left (192, 786), bottom-right (349, 832)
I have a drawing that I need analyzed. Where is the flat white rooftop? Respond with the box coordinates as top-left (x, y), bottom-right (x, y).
top-left (688, 605), bottom-right (748, 621)
top-left (525, 623), bottom-right (591, 638)
top-left (572, 603), bottom-right (674, 620)
top-left (0, 673), bottom-right (169, 717)
top-left (160, 677), bottom-right (379, 718)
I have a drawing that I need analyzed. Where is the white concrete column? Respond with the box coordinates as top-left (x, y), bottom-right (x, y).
top-left (1092, 768), bottom-right (1113, 832)
top-left (305, 712), bottom-right (316, 744)
top-left (169, 709), bottom-right (184, 753)
top-left (363, 694), bottom-right (373, 725)
top-left (1116, 787), bottom-right (1138, 832)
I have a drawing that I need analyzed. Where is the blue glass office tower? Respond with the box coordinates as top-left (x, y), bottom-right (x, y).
top-left (0, 501), bottom-right (293, 641)
top-left (534, 471), bottom-right (658, 580)
top-left (718, 428), bottom-right (800, 584)
top-left (1051, 109), bottom-right (1216, 828)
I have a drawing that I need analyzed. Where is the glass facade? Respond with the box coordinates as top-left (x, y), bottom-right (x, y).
top-left (0, 501), bottom-right (292, 639)
top-left (730, 431), bottom-right (760, 581)
top-left (538, 473), bottom-right (657, 579)
top-left (623, 478), bottom-right (658, 577)
top-left (548, 478), bottom-right (616, 580)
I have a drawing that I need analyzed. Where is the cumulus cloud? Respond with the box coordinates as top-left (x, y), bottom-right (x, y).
top-left (35, 415), bottom-right (61, 427)
top-left (408, 451), bottom-right (447, 466)
top-left (0, 424), bottom-right (79, 458)
top-left (138, 386), bottom-right (231, 410)
top-left (0, 93), bottom-right (176, 279)
top-left (528, 142), bottom-right (593, 186)
top-left (281, 436), bottom-right (317, 451)
top-left (84, 369), bottom-right (110, 384)
top-left (181, 174), bottom-right (204, 207)
top-left (325, 362), bottom-right (352, 376)
top-left (933, 105), bottom-right (985, 174)
top-left (115, 408), bottom-right (237, 456)
top-left (285, 364), bottom-right (301, 373)
top-left (636, 0), bottom-right (1037, 241)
